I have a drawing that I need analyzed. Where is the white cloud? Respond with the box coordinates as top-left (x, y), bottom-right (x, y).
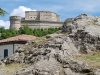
top-left (0, 6), bottom-right (36, 29)
top-left (0, 20), bottom-right (10, 29)
top-left (10, 6), bottom-right (36, 17)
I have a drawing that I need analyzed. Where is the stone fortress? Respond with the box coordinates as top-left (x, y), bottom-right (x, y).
top-left (10, 11), bottom-right (63, 30)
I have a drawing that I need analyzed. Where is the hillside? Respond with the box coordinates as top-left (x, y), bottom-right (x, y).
top-left (1, 14), bottom-right (100, 75)
top-left (63, 14), bottom-right (100, 36)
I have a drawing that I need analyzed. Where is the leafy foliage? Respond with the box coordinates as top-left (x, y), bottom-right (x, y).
top-left (0, 26), bottom-right (60, 39)
top-left (0, 8), bottom-right (7, 16)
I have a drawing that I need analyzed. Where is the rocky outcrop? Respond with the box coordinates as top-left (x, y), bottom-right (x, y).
top-left (2, 33), bottom-right (97, 75)
top-left (62, 14), bottom-right (100, 53)
top-left (3, 34), bottom-right (80, 64)
top-left (2, 14), bottom-right (100, 75)
top-left (62, 14), bottom-right (100, 35)
top-left (15, 57), bottom-right (93, 75)
top-left (69, 30), bottom-right (100, 53)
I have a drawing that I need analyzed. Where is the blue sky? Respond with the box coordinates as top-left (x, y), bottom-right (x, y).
top-left (0, 0), bottom-right (100, 28)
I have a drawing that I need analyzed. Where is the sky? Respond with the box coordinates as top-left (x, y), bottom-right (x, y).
top-left (0, 0), bottom-right (100, 28)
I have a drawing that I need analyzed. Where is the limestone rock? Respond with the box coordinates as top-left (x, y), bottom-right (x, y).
top-left (2, 16), bottom-right (100, 75)
top-left (94, 69), bottom-right (100, 75)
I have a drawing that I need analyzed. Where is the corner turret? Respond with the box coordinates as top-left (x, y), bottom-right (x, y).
top-left (10, 16), bottom-right (21, 30)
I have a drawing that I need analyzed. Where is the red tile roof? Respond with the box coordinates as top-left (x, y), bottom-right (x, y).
top-left (0, 34), bottom-right (37, 44)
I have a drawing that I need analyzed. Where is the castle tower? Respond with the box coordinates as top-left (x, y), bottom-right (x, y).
top-left (10, 16), bottom-right (21, 30)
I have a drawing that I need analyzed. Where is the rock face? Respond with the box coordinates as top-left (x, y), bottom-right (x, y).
top-left (63, 14), bottom-right (100, 35)
top-left (2, 33), bottom-right (95, 75)
top-left (63, 14), bottom-right (100, 53)
top-left (3, 34), bottom-right (80, 64)
top-left (2, 14), bottom-right (100, 75)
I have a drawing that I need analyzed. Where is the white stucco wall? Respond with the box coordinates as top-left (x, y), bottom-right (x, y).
top-left (0, 44), bottom-right (24, 60)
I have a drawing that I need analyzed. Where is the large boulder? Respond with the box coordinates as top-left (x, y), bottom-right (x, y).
top-left (15, 57), bottom-right (64, 75)
top-left (94, 69), bottom-right (100, 75)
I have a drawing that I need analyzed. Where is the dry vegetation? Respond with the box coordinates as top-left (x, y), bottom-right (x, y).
top-left (0, 63), bottom-right (29, 75)
top-left (74, 52), bottom-right (100, 68)
top-left (33, 37), bottom-right (48, 45)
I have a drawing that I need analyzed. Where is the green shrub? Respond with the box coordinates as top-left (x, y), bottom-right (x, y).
top-left (0, 26), bottom-right (60, 39)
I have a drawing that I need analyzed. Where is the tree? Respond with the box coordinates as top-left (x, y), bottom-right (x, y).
top-left (0, 8), bottom-right (6, 16)
top-left (0, 27), bottom-right (5, 33)
top-left (18, 25), bottom-right (33, 35)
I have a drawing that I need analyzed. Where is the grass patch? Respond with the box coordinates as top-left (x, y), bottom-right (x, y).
top-left (1, 63), bottom-right (28, 75)
top-left (33, 37), bottom-right (47, 45)
top-left (74, 52), bottom-right (100, 68)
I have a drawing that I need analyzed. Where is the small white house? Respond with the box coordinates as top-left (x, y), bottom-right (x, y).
top-left (0, 34), bottom-right (36, 60)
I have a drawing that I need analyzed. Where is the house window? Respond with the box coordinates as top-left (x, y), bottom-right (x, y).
top-left (4, 49), bottom-right (8, 58)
